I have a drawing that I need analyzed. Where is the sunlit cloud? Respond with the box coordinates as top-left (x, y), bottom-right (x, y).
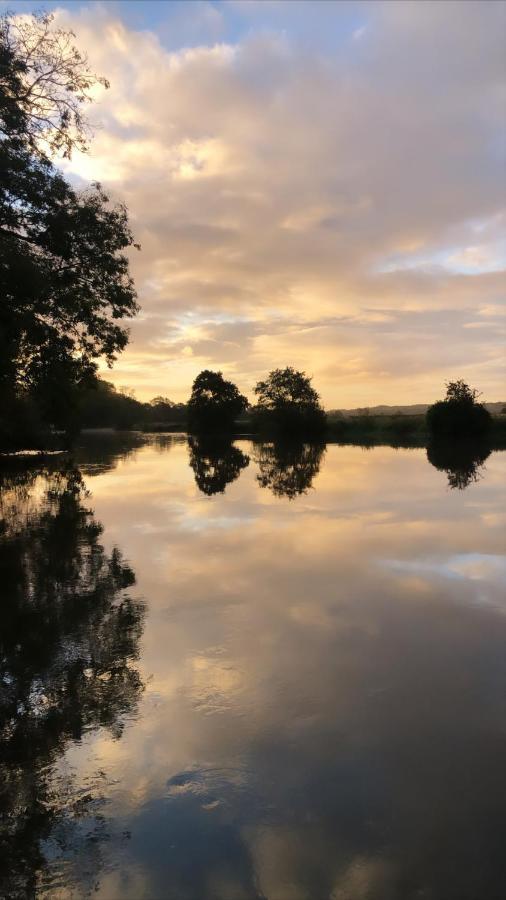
top-left (42, 0), bottom-right (506, 404)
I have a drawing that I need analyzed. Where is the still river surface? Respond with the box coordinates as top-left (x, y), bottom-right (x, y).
top-left (1, 434), bottom-right (505, 899)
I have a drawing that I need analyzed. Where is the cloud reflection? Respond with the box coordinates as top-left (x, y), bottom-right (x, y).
top-left (50, 439), bottom-right (506, 899)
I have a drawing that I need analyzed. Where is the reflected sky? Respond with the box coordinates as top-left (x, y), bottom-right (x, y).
top-left (4, 440), bottom-right (506, 899)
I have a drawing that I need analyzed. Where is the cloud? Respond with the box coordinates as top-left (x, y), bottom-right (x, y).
top-left (53, 0), bottom-right (505, 403)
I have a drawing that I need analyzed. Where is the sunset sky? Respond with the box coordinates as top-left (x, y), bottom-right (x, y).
top-left (7, 0), bottom-right (506, 405)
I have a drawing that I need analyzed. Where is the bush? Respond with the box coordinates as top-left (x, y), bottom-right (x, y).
top-left (426, 380), bottom-right (492, 437)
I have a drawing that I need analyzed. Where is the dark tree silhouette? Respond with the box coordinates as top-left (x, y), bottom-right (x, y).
top-left (0, 461), bottom-right (145, 897)
top-left (254, 440), bottom-right (325, 499)
top-left (427, 440), bottom-right (491, 490)
top-left (426, 380), bottom-right (492, 438)
top-left (187, 370), bottom-right (247, 434)
top-left (0, 13), bottom-right (138, 450)
top-left (146, 396), bottom-right (187, 428)
top-left (188, 435), bottom-right (249, 495)
top-left (253, 367), bottom-right (326, 436)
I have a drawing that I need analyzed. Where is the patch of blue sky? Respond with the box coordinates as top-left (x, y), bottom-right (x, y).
top-left (3, 1), bottom-right (371, 56)
top-left (375, 241), bottom-right (506, 276)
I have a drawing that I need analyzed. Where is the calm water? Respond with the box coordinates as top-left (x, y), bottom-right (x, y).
top-left (1, 435), bottom-right (505, 900)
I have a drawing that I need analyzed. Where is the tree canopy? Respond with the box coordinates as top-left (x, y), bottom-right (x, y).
top-left (187, 370), bottom-right (248, 433)
top-left (253, 367), bottom-right (326, 435)
top-left (0, 12), bottom-right (138, 449)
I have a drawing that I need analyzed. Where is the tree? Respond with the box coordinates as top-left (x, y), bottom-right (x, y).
top-left (0, 12), bottom-right (109, 157)
top-left (78, 379), bottom-right (144, 430)
top-left (146, 396), bottom-right (188, 427)
top-left (0, 13), bottom-right (138, 449)
top-left (426, 380), bottom-right (491, 438)
top-left (444, 380), bottom-right (479, 405)
top-left (253, 367), bottom-right (326, 435)
top-left (187, 370), bottom-right (248, 433)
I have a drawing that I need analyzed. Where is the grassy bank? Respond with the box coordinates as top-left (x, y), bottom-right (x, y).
top-left (139, 413), bottom-right (506, 447)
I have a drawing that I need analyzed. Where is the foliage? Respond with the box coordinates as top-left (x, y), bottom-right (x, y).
top-left (253, 367), bottom-right (326, 436)
top-left (78, 379), bottom-right (141, 429)
top-left (188, 435), bottom-right (249, 495)
top-left (254, 440), bottom-right (325, 499)
top-left (145, 396), bottom-right (187, 429)
top-left (0, 461), bottom-right (144, 896)
top-left (427, 440), bottom-right (491, 490)
top-left (444, 380), bottom-right (480, 404)
top-left (187, 370), bottom-right (248, 433)
top-left (326, 412), bottom-right (426, 445)
top-left (0, 12), bottom-right (138, 449)
top-left (426, 381), bottom-right (492, 438)
top-left (0, 11), bottom-right (108, 157)
top-left (76, 380), bottom-right (188, 431)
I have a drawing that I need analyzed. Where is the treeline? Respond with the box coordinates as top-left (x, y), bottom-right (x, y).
top-left (79, 381), bottom-right (187, 431)
top-left (75, 366), bottom-right (327, 438)
top-left (76, 372), bottom-right (504, 445)
top-left (3, 363), bottom-right (506, 451)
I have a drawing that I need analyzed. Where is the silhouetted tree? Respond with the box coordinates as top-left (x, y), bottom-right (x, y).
top-left (427, 440), bottom-right (491, 490)
top-left (253, 367), bottom-right (326, 436)
top-left (145, 396), bottom-right (187, 428)
top-left (78, 379), bottom-right (144, 430)
top-left (188, 435), bottom-right (249, 495)
top-left (187, 370), bottom-right (247, 434)
top-left (0, 13), bottom-right (139, 450)
top-left (254, 440), bottom-right (325, 499)
top-left (426, 380), bottom-right (492, 438)
top-left (0, 461), bottom-right (145, 896)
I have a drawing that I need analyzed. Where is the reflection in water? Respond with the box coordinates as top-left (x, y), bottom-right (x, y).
top-left (74, 429), bottom-right (148, 476)
top-left (0, 462), bottom-right (144, 898)
top-left (427, 439), bottom-right (491, 489)
top-left (188, 436), bottom-right (250, 495)
top-left (254, 440), bottom-right (325, 498)
top-left (2, 439), bottom-right (506, 900)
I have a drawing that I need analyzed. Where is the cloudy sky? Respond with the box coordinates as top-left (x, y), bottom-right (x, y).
top-left (9, 0), bottom-right (506, 405)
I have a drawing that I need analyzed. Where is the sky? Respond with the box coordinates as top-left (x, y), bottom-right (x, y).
top-left (7, 0), bottom-right (506, 405)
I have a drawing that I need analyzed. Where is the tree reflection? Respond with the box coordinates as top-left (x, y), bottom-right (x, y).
top-left (254, 440), bottom-right (325, 499)
top-left (427, 440), bottom-right (491, 489)
top-left (188, 436), bottom-right (249, 495)
top-left (73, 429), bottom-right (147, 475)
top-left (0, 462), bottom-right (145, 898)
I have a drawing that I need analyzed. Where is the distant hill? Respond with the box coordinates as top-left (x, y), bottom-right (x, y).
top-left (328, 402), bottom-right (506, 417)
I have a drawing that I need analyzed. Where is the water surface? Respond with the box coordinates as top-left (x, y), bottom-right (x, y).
top-left (1, 436), bottom-right (505, 899)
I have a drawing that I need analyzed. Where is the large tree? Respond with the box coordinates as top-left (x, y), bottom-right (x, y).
top-left (253, 367), bottom-right (326, 435)
top-left (0, 12), bottom-right (139, 448)
top-left (187, 370), bottom-right (248, 433)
